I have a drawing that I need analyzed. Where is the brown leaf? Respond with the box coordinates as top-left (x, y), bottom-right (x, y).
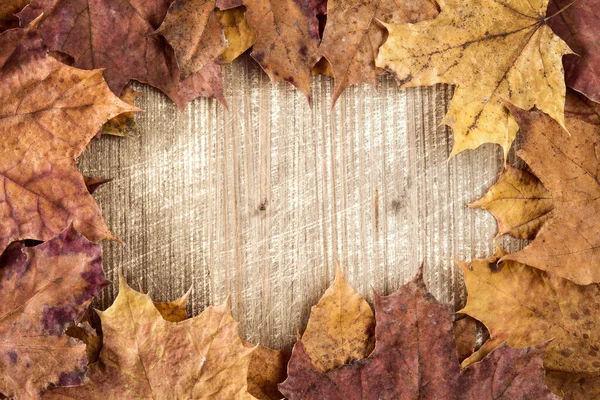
top-left (153, 287), bottom-right (191, 322)
top-left (47, 277), bottom-right (255, 399)
top-left (470, 165), bottom-right (553, 240)
top-left (0, 226), bottom-right (108, 398)
top-left (453, 315), bottom-right (478, 363)
top-left (301, 264), bottom-right (374, 372)
top-left (20, 0), bottom-right (225, 110)
top-left (157, 0), bottom-right (228, 77)
top-left (101, 86), bottom-right (141, 137)
top-left (0, 25), bottom-right (134, 254)
top-left (243, 0), bottom-right (326, 98)
top-left (318, 0), bottom-right (438, 104)
top-left (503, 91), bottom-right (600, 284)
top-left (246, 344), bottom-right (290, 400)
top-left (279, 270), bottom-right (558, 399)
top-left (0, 0), bottom-right (29, 31)
top-left (459, 248), bottom-right (600, 399)
top-left (376, 0), bottom-right (572, 157)
top-left (217, 7), bottom-right (256, 64)
top-left (548, 0), bottom-right (600, 102)
top-left (83, 177), bottom-right (112, 195)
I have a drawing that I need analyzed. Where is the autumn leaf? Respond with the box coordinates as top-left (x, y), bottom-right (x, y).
top-left (279, 270), bottom-right (558, 399)
top-left (243, 0), bottom-right (326, 98)
top-left (376, 0), bottom-right (572, 157)
top-left (318, 0), bottom-right (438, 104)
top-left (47, 277), bottom-right (256, 399)
top-left (453, 315), bottom-right (479, 363)
top-left (0, 226), bottom-right (108, 399)
top-left (503, 90), bottom-right (600, 284)
top-left (217, 7), bottom-right (256, 64)
top-left (301, 264), bottom-right (375, 372)
top-left (246, 345), bottom-right (290, 400)
top-left (470, 165), bottom-right (553, 239)
top-left (0, 0), bottom-right (29, 31)
top-left (548, 0), bottom-right (600, 102)
top-left (459, 248), bottom-right (600, 399)
top-left (157, 0), bottom-right (228, 77)
top-left (100, 86), bottom-right (141, 137)
top-left (0, 25), bottom-right (134, 254)
top-left (20, 0), bottom-right (225, 110)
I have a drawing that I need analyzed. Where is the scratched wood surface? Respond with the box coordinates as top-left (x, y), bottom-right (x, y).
top-left (79, 55), bottom-right (522, 350)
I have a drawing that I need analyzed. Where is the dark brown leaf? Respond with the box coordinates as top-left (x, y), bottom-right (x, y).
top-left (279, 271), bottom-right (558, 399)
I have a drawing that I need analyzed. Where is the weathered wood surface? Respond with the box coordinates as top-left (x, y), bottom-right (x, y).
top-left (79, 56), bottom-right (521, 349)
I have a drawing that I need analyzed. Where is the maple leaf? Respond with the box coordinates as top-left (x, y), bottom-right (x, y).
top-left (503, 90), bottom-right (600, 284)
top-left (243, 0), bottom-right (326, 98)
top-left (459, 248), bottom-right (600, 399)
top-left (470, 165), bottom-right (553, 239)
top-left (246, 344), bottom-right (290, 400)
top-left (453, 315), bottom-right (479, 363)
top-left (157, 0), bottom-right (228, 78)
top-left (0, 226), bottom-right (108, 399)
top-left (217, 7), bottom-right (256, 64)
top-left (20, 0), bottom-right (225, 110)
top-left (279, 270), bottom-right (558, 399)
top-left (318, 0), bottom-right (438, 104)
top-left (548, 0), bottom-right (600, 102)
top-left (100, 86), bottom-right (141, 137)
top-left (47, 276), bottom-right (256, 399)
top-left (301, 264), bottom-right (375, 372)
top-left (0, 25), bottom-right (134, 254)
top-left (376, 0), bottom-right (572, 157)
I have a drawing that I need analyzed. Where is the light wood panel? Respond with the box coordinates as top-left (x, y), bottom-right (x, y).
top-left (79, 55), bottom-right (521, 349)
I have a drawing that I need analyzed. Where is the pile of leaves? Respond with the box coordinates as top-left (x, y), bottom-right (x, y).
top-left (1, 0), bottom-right (600, 397)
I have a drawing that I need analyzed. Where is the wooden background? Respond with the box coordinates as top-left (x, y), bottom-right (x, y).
top-left (79, 55), bottom-right (523, 350)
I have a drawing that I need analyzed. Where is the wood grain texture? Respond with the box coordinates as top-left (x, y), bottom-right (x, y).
top-left (79, 56), bottom-right (523, 349)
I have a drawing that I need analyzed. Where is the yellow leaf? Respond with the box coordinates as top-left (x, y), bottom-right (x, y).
top-left (376, 0), bottom-right (572, 157)
top-left (470, 165), bottom-right (553, 239)
top-left (301, 263), bottom-right (375, 372)
top-left (459, 249), bottom-right (600, 398)
top-left (218, 7), bottom-right (256, 64)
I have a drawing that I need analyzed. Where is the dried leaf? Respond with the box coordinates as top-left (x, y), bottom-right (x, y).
top-left (453, 315), bottom-right (478, 363)
top-left (217, 7), bottom-right (256, 64)
top-left (301, 264), bottom-right (374, 372)
top-left (243, 0), bottom-right (326, 97)
top-left (100, 86), bottom-right (141, 137)
top-left (47, 277), bottom-right (255, 399)
top-left (548, 0), bottom-right (600, 102)
top-left (153, 287), bottom-right (191, 322)
top-left (20, 0), bottom-right (225, 110)
top-left (83, 177), bottom-right (112, 195)
top-left (318, 0), bottom-right (438, 104)
top-left (459, 248), bottom-right (600, 399)
top-left (0, 25), bottom-right (134, 254)
top-left (0, 226), bottom-right (108, 398)
top-left (0, 0), bottom-right (29, 31)
top-left (157, 0), bottom-right (227, 77)
top-left (503, 91), bottom-right (600, 284)
top-left (470, 165), bottom-right (553, 239)
top-left (246, 344), bottom-right (290, 400)
top-left (279, 270), bottom-right (558, 399)
top-left (376, 0), bottom-right (572, 157)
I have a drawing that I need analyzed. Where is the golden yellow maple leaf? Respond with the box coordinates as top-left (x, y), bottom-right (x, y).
top-left (470, 165), bottom-right (553, 239)
top-left (48, 277), bottom-right (256, 399)
top-left (458, 248), bottom-right (600, 399)
top-left (301, 263), bottom-right (375, 372)
top-left (376, 0), bottom-right (572, 157)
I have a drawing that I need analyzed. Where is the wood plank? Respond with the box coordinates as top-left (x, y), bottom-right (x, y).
top-left (79, 56), bottom-right (522, 349)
